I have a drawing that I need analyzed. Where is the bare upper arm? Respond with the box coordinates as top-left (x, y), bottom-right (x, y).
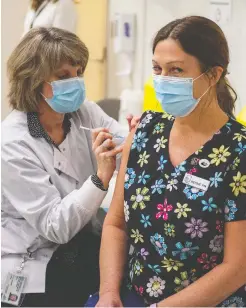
top-left (223, 220), bottom-right (246, 273)
top-left (103, 127), bottom-right (137, 230)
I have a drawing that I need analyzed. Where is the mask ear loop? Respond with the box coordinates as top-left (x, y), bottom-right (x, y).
top-left (193, 72), bottom-right (205, 82)
top-left (193, 69), bottom-right (212, 101)
top-left (40, 81), bottom-right (52, 100)
top-left (197, 85), bottom-right (212, 103)
top-left (193, 68), bottom-right (212, 82)
top-left (40, 93), bottom-right (47, 100)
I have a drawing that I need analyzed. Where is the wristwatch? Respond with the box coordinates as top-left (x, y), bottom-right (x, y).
top-left (91, 174), bottom-right (108, 191)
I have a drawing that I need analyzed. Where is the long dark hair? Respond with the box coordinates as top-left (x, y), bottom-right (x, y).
top-left (153, 16), bottom-right (237, 116)
top-left (31, 0), bottom-right (58, 11)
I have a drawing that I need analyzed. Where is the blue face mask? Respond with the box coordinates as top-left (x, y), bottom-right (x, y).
top-left (43, 77), bottom-right (86, 113)
top-left (153, 73), bottom-right (211, 117)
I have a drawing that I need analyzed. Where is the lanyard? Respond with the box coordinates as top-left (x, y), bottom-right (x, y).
top-left (30, 0), bottom-right (49, 29)
top-left (16, 250), bottom-right (35, 274)
top-left (15, 237), bottom-right (44, 274)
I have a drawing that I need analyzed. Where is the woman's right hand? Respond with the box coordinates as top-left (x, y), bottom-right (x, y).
top-left (92, 128), bottom-right (123, 189)
top-left (96, 291), bottom-right (123, 307)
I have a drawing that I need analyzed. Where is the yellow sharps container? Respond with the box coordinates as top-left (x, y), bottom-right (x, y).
top-left (237, 106), bottom-right (246, 127)
top-left (143, 76), bottom-right (163, 112)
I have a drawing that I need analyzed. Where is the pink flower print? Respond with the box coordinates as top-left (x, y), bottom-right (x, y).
top-left (140, 248), bottom-right (149, 260)
top-left (156, 199), bottom-right (173, 221)
top-left (197, 253), bottom-right (218, 270)
top-left (134, 285), bottom-right (144, 295)
top-left (185, 218), bottom-right (209, 239)
top-left (188, 167), bottom-right (197, 175)
top-left (216, 220), bottom-right (224, 233)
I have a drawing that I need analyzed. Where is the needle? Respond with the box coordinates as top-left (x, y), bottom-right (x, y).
top-left (80, 126), bottom-right (125, 139)
top-left (80, 125), bottom-right (91, 132)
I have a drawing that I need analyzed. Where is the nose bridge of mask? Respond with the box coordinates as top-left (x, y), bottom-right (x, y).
top-left (51, 77), bottom-right (84, 95)
top-left (47, 77), bottom-right (81, 86)
top-left (50, 76), bottom-right (80, 85)
top-left (153, 74), bottom-right (193, 83)
top-left (153, 75), bottom-right (193, 97)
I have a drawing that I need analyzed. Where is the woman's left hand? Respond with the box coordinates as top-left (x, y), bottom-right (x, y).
top-left (126, 114), bottom-right (141, 131)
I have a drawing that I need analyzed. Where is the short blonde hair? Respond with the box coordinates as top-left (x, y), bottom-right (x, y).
top-left (7, 27), bottom-right (89, 112)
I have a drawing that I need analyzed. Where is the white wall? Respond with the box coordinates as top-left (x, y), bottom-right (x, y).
top-left (1, 0), bottom-right (29, 119)
top-left (108, 0), bottom-right (246, 115)
top-left (107, 0), bottom-right (146, 97)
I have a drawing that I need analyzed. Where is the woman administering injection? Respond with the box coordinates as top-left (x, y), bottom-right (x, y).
top-left (1, 27), bottom-right (133, 307)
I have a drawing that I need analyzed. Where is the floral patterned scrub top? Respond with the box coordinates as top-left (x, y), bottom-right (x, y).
top-left (124, 111), bottom-right (246, 307)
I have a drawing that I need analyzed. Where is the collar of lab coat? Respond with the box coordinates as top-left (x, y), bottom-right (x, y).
top-left (27, 112), bottom-right (79, 181)
top-left (27, 112), bottom-right (71, 147)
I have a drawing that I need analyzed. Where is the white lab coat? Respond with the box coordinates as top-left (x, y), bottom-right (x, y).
top-left (23, 0), bottom-right (77, 35)
top-left (1, 101), bottom-right (127, 293)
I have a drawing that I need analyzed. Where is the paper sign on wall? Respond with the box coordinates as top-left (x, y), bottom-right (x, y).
top-left (209, 0), bottom-right (231, 25)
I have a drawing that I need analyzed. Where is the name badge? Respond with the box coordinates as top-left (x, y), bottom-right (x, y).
top-left (183, 173), bottom-right (210, 192)
top-left (1, 272), bottom-right (26, 306)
